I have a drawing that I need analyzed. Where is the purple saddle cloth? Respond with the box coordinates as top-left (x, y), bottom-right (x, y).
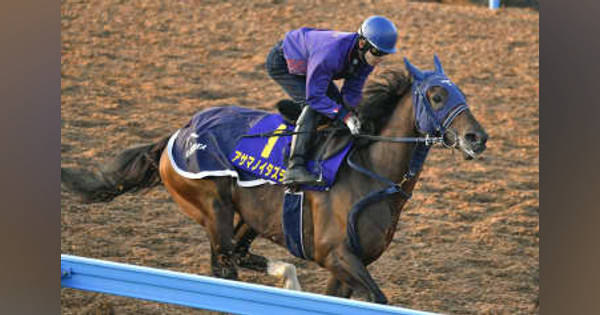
top-left (167, 106), bottom-right (352, 190)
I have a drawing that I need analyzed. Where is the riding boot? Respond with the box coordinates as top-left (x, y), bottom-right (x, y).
top-left (283, 105), bottom-right (323, 185)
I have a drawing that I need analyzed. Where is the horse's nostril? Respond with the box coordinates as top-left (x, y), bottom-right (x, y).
top-left (464, 133), bottom-right (479, 145)
top-left (481, 132), bottom-right (488, 145)
top-left (465, 131), bottom-right (487, 146)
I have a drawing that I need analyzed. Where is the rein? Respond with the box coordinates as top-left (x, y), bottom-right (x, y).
top-left (243, 127), bottom-right (444, 145)
top-left (357, 134), bottom-right (443, 145)
top-left (345, 132), bottom-right (440, 201)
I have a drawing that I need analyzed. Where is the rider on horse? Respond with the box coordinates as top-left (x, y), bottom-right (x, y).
top-left (266, 15), bottom-right (398, 186)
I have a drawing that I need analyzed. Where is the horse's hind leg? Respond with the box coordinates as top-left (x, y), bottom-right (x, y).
top-left (233, 221), bottom-right (266, 269)
top-left (232, 221), bottom-right (301, 291)
top-left (159, 153), bottom-right (237, 280)
top-left (325, 275), bottom-right (353, 298)
top-left (208, 193), bottom-right (238, 280)
top-left (324, 245), bottom-right (387, 304)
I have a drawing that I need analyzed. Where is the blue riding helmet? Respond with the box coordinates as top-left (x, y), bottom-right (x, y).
top-left (357, 16), bottom-right (398, 54)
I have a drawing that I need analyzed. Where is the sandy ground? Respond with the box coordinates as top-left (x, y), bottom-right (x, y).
top-left (61, 0), bottom-right (539, 314)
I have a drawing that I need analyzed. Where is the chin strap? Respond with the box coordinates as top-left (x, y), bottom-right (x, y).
top-left (355, 36), bottom-right (371, 64)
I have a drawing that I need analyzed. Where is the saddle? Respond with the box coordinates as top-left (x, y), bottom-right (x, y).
top-left (276, 99), bottom-right (352, 162)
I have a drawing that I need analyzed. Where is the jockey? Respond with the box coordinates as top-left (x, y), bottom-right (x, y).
top-left (266, 15), bottom-right (398, 185)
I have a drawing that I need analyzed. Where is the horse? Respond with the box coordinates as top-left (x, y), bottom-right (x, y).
top-left (61, 55), bottom-right (488, 304)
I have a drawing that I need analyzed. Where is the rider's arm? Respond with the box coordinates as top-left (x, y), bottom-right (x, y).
top-left (340, 65), bottom-right (374, 109)
top-left (305, 58), bottom-right (345, 120)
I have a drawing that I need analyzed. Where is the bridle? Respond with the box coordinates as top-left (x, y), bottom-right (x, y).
top-left (347, 88), bottom-right (468, 191)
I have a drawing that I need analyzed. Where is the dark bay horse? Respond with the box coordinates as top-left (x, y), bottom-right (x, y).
top-left (61, 56), bottom-right (488, 304)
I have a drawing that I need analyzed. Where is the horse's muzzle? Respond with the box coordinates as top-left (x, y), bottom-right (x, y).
top-left (465, 130), bottom-right (488, 152)
top-left (461, 130), bottom-right (488, 160)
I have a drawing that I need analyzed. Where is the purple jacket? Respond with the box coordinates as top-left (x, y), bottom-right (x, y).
top-left (282, 28), bottom-right (374, 119)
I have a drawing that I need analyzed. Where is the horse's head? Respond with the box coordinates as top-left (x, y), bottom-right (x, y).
top-left (404, 55), bottom-right (488, 159)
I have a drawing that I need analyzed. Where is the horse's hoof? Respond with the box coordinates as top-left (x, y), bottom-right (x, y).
top-left (212, 254), bottom-right (239, 280)
top-left (236, 253), bottom-right (268, 270)
top-left (211, 264), bottom-right (238, 280)
top-left (216, 267), bottom-right (238, 280)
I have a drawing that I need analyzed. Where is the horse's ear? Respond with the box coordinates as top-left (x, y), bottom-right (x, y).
top-left (404, 57), bottom-right (424, 81)
top-left (433, 54), bottom-right (445, 74)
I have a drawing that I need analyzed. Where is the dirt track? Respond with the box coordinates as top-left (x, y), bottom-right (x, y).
top-left (61, 0), bottom-right (539, 314)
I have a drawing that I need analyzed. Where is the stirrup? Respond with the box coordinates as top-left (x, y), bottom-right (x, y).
top-left (283, 171), bottom-right (326, 186)
top-left (283, 178), bottom-right (327, 186)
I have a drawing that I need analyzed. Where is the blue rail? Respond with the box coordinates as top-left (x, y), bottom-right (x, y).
top-left (61, 254), bottom-right (436, 315)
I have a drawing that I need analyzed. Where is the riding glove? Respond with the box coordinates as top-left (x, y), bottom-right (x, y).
top-left (343, 112), bottom-right (361, 135)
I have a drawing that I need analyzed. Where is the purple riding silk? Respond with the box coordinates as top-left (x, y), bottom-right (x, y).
top-left (282, 28), bottom-right (373, 119)
top-left (167, 106), bottom-right (352, 191)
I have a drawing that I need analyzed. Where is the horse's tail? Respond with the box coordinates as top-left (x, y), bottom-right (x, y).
top-left (61, 135), bottom-right (171, 203)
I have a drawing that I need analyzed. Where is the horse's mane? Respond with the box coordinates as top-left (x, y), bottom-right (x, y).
top-left (358, 70), bottom-right (412, 135)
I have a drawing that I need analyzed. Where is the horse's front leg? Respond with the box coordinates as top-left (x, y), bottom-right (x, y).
top-left (324, 245), bottom-right (387, 304)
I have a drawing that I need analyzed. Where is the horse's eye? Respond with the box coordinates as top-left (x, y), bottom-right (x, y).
top-left (432, 95), bottom-right (442, 103)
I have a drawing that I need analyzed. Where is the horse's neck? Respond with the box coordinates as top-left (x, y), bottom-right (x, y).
top-left (367, 94), bottom-right (417, 183)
